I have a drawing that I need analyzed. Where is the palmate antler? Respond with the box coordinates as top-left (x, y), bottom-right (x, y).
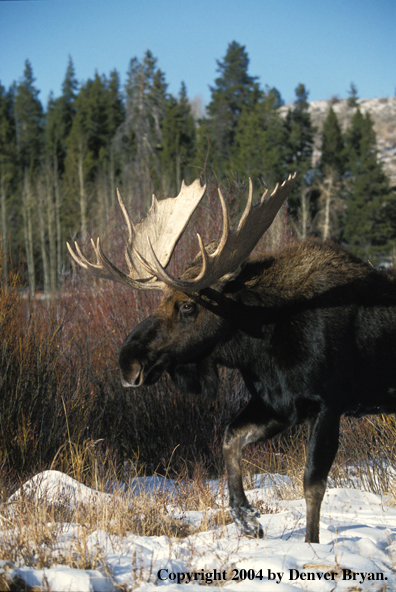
top-left (67, 179), bottom-right (206, 290)
top-left (67, 173), bottom-right (297, 293)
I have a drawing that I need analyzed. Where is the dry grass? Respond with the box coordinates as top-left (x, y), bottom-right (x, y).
top-left (1, 420), bottom-right (396, 590)
top-left (0, 453), bottom-right (237, 590)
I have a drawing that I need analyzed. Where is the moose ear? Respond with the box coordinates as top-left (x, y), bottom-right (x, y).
top-left (169, 359), bottom-right (219, 401)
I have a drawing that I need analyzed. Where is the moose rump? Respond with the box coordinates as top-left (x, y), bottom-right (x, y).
top-left (68, 174), bottom-right (396, 544)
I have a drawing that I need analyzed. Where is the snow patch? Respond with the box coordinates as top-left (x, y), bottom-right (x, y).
top-left (4, 470), bottom-right (396, 591)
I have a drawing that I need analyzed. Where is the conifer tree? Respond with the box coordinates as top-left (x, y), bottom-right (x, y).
top-left (45, 58), bottom-right (78, 280)
top-left (64, 80), bottom-right (95, 237)
top-left (343, 108), bottom-right (396, 258)
top-left (231, 86), bottom-right (286, 186)
top-left (0, 82), bottom-right (16, 282)
top-left (119, 51), bottom-right (168, 202)
top-left (65, 70), bottom-right (124, 235)
top-left (105, 69), bottom-right (124, 145)
top-left (201, 41), bottom-right (258, 175)
top-left (102, 69), bottom-right (124, 210)
top-left (320, 106), bottom-right (345, 177)
top-left (14, 60), bottom-right (43, 171)
top-left (160, 82), bottom-right (196, 193)
top-left (14, 60), bottom-right (43, 292)
top-left (46, 58), bottom-right (78, 175)
top-left (284, 84), bottom-right (314, 180)
top-left (347, 82), bottom-right (359, 108)
top-left (283, 84), bottom-right (315, 212)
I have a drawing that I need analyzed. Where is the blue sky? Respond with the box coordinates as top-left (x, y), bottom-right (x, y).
top-left (0, 0), bottom-right (395, 109)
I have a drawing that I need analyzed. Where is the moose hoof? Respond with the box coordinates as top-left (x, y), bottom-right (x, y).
top-left (230, 505), bottom-right (263, 538)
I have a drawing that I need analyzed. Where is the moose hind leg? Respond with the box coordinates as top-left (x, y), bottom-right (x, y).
top-left (223, 397), bottom-right (289, 538)
top-left (304, 411), bottom-right (340, 544)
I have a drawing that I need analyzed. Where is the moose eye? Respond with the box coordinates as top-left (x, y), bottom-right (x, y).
top-left (180, 302), bottom-right (195, 315)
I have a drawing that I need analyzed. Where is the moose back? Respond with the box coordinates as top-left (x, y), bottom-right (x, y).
top-left (68, 175), bottom-right (396, 543)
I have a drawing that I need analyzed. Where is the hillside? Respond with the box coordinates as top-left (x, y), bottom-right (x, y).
top-left (281, 97), bottom-right (396, 184)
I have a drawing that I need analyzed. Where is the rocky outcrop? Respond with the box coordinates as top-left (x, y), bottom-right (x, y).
top-left (281, 97), bottom-right (396, 184)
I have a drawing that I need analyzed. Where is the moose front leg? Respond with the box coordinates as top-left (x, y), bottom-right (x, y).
top-left (304, 410), bottom-right (340, 543)
top-left (223, 397), bottom-right (289, 538)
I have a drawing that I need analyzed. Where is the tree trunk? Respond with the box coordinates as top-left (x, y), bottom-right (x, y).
top-left (109, 147), bottom-right (116, 207)
top-left (97, 167), bottom-right (108, 234)
top-left (53, 151), bottom-right (62, 281)
top-left (299, 186), bottom-right (310, 240)
top-left (0, 165), bottom-right (8, 285)
top-left (37, 175), bottom-right (50, 294)
top-left (176, 130), bottom-right (181, 193)
top-left (78, 142), bottom-right (87, 237)
top-left (23, 171), bottom-right (35, 295)
top-left (323, 191), bottom-right (331, 240)
top-left (46, 162), bottom-right (57, 293)
top-left (321, 176), bottom-right (333, 240)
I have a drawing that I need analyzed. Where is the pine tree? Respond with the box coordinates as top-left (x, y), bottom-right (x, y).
top-left (231, 86), bottom-right (286, 186)
top-left (44, 58), bottom-right (78, 282)
top-left (14, 60), bottom-right (44, 292)
top-left (347, 82), bottom-right (359, 108)
top-left (102, 69), bottom-right (124, 211)
top-left (284, 84), bottom-right (314, 178)
top-left (283, 84), bottom-right (315, 211)
top-left (343, 108), bottom-right (396, 259)
top-left (64, 70), bottom-right (125, 236)
top-left (14, 60), bottom-right (43, 171)
top-left (0, 82), bottom-right (16, 282)
top-left (106, 69), bottom-right (124, 139)
top-left (160, 82), bottom-right (196, 193)
top-left (45, 58), bottom-right (78, 175)
top-left (64, 80), bottom-right (95, 237)
top-left (320, 106), bottom-right (345, 177)
top-left (119, 51), bottom-right (168, 202)
top-left (200, 41), bottom-right (258, 175)
top-left (59, 56), bottom-right (78, 163)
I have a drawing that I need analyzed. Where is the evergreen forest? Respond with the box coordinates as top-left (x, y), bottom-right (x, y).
top-left (1, 41), bottom-right (395, 292)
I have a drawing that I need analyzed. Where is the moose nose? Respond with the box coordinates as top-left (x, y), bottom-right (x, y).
top-left (120, 360), bottom-right (144, 388)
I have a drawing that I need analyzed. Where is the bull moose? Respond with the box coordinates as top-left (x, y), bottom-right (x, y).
top-left (68, 174), bottom-right (396, 543)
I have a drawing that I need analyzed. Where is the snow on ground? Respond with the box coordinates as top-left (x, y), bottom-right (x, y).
top-left (3, 470), bottom-right (396, 591)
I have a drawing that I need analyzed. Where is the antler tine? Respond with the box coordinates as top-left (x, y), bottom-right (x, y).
top-left (260, 186), bottom-right (270, 205)
top-left (116, 188), bottom-right (136, 276)
top-left (66, 237), bottom-right (160, 289)
top-left (257, 172), bottom-right (297, 228)
top-left (215, 188), bottom-right (231, 255)
top-left (116, 188), bottom-right (134, 242)
top-left (237, 177), bottom-right (254, 233)
top-left (68, 241), bottom-right (90, 268)
top-left (133, 243), bottom-right (159, 278)
top-left (143, 232), bottom-right (210, 288)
